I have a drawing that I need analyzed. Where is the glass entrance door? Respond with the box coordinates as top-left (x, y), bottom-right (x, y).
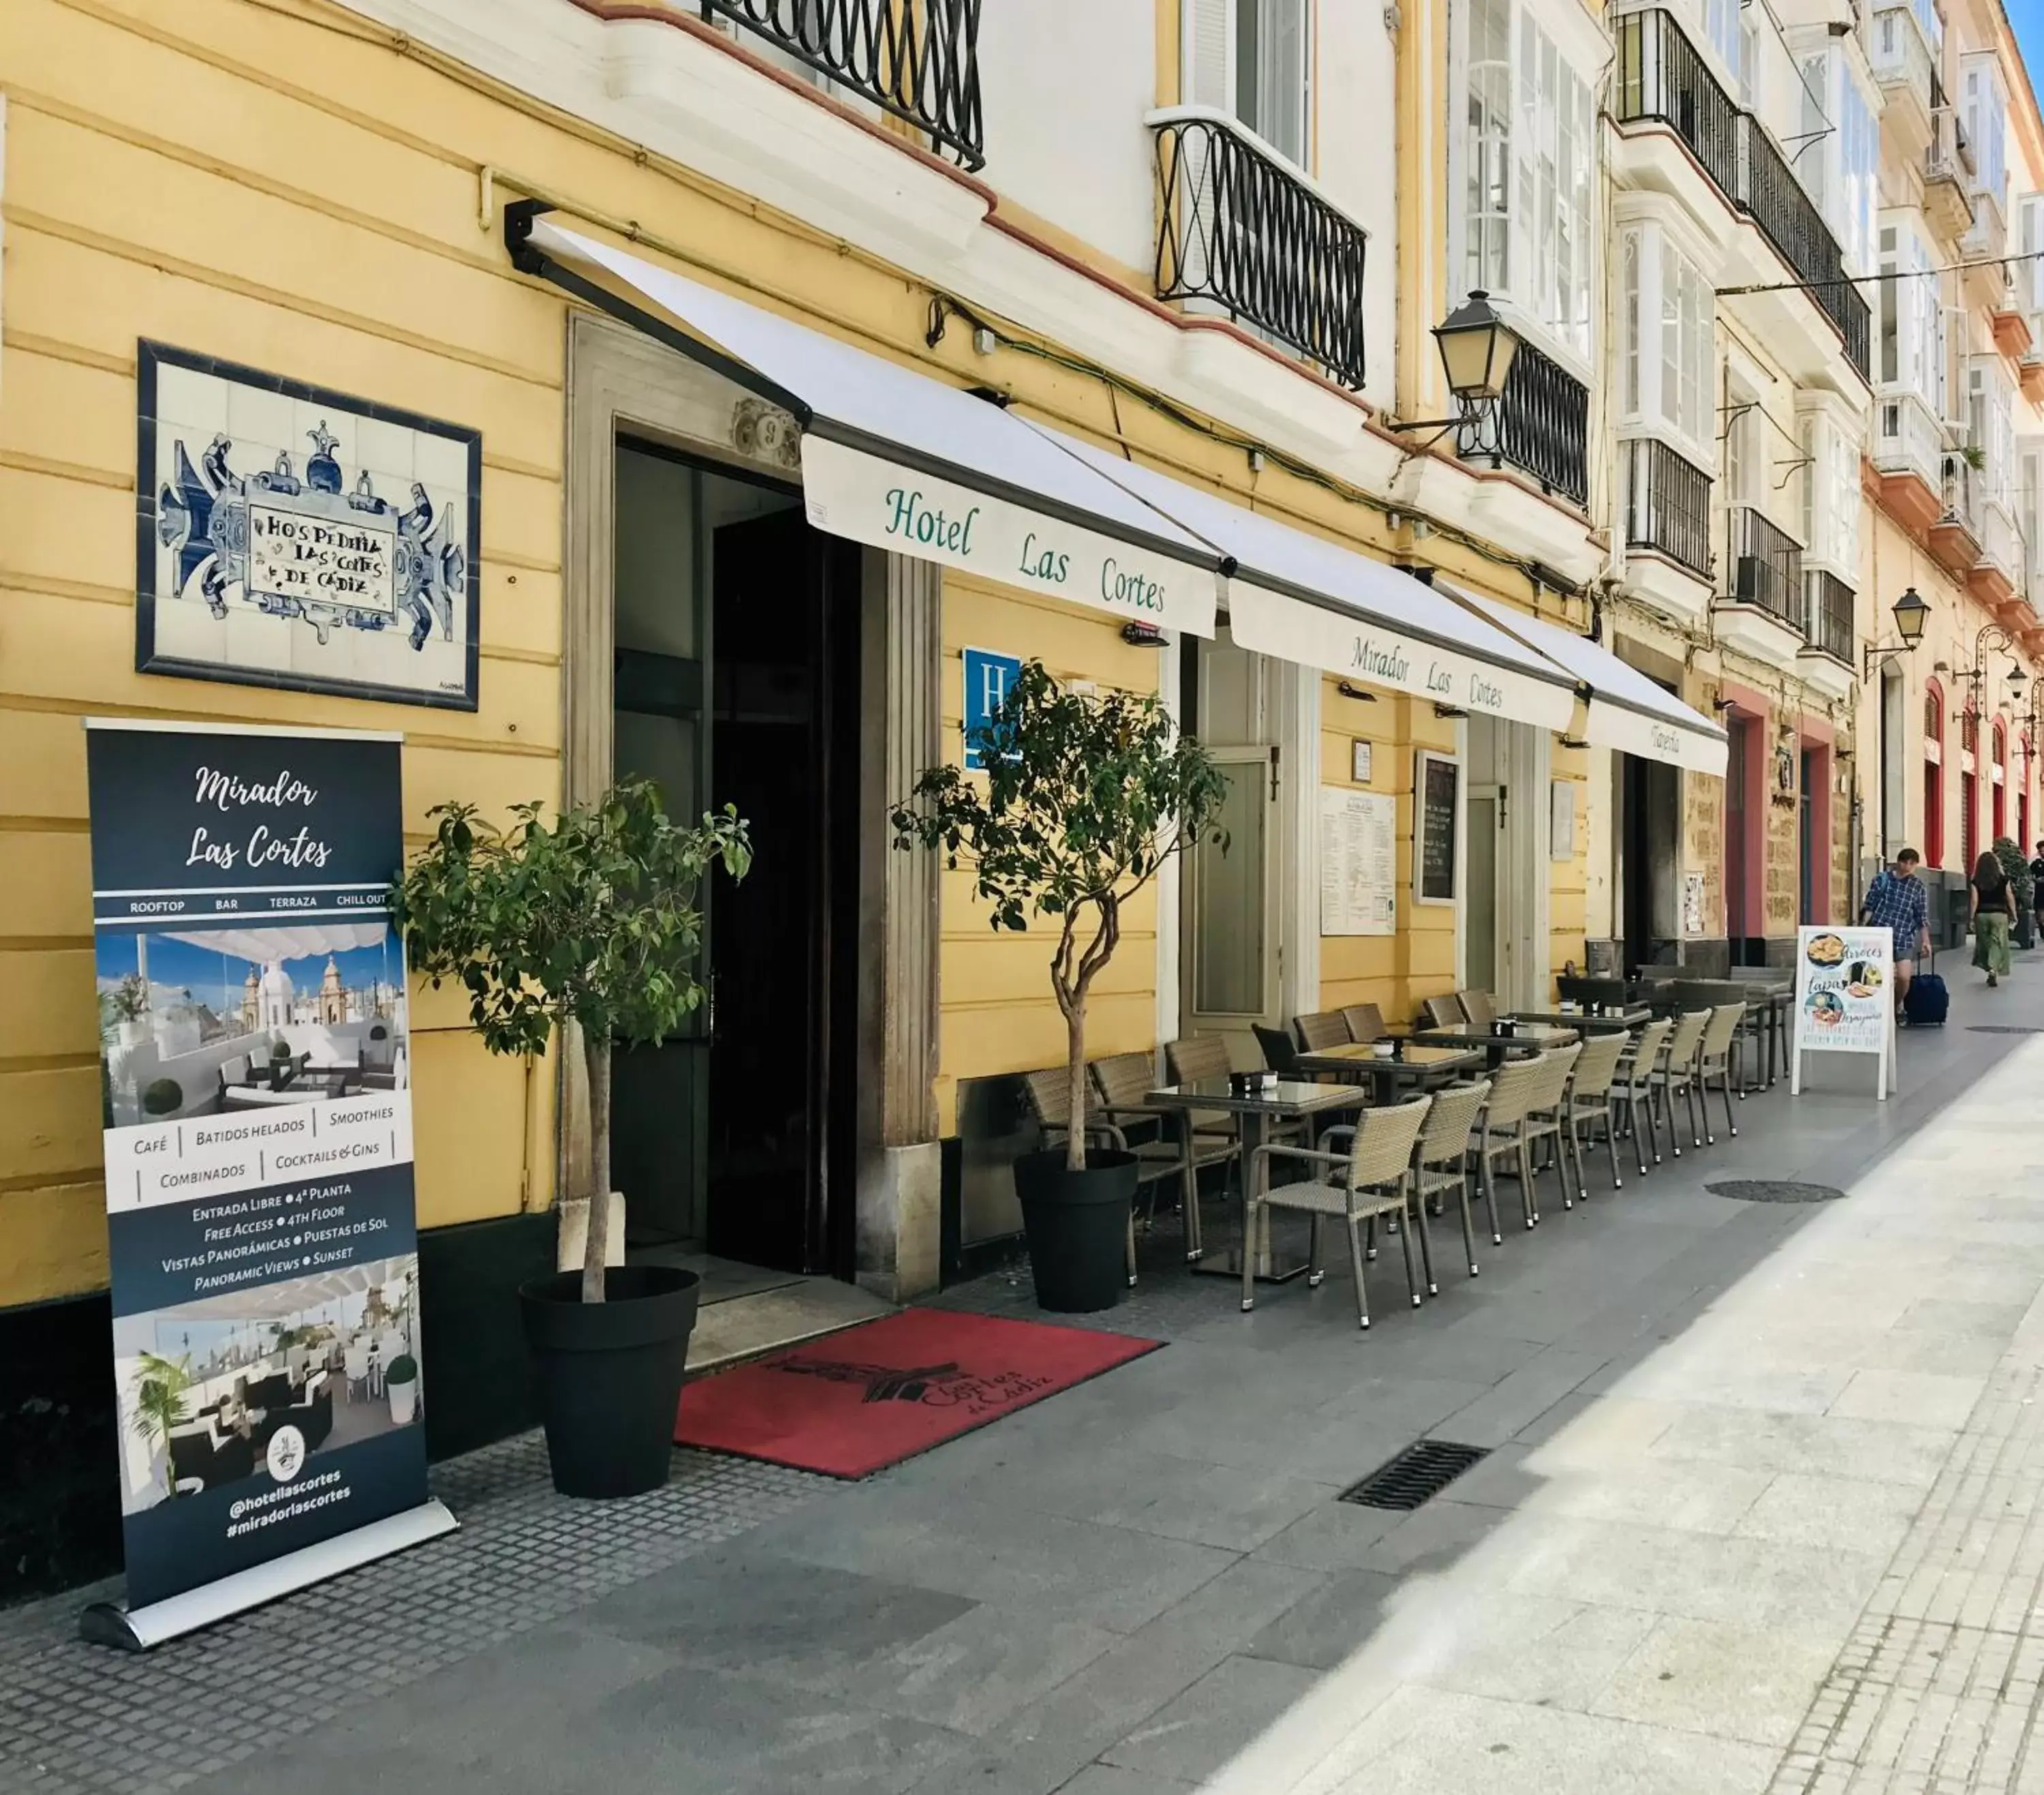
top-left (1183, 747), bottom-right (1282, 1036)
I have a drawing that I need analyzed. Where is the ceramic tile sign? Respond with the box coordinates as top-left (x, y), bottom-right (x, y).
top-left (136, 343), bottom-right (482, 710)
top-left (1790, 923), bottom-right (1893, 1100)
top-left (80, 721), bottom-right (453, 1651)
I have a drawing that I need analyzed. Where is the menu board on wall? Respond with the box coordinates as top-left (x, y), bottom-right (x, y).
top-left (1416, 752), bottom-right (1459, 905)
top-left (1318, 787), bottom-right (1395, 936)
top-left (1790, 923), bottom-right (1893, 1099)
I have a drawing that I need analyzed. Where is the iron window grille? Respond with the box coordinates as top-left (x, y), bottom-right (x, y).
top-left (699, 0), bottom-right (985, 170)
top-left (1722, 506), bottom-right (1805, 628)
top-left (1457, 335), bottom-right (1590, 507)
top-left (1624, 437), bottom-right (1714, 579)
top-left (1806, 569), bottom-right (1855, 662)
top-left (1151, 111), bottom-right (1370, 390)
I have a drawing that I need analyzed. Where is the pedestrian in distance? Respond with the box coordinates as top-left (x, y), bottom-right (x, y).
top-left (1972, 849), bottom-right (2017, 988)
top-left (1863, 848), bottom-right (1931, 1017)
top-left (2030, 840), bottom-right (2044, 941)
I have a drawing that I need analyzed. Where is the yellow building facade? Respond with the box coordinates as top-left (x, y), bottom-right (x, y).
top-left (1, 0), bottom-right (1738, 1592)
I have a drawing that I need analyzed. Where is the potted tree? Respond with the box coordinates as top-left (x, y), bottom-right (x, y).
top-left (394, 778), bottom-right (749, 1497)
top-left (127, 1351), bottom-right (193, 1501)
top-left (1994, 836), bottom-right (2035, 949)
top-left (891, 660), bottom-right (1224, 1312)
top-left (385, 1351), bottom-right (419, 1426)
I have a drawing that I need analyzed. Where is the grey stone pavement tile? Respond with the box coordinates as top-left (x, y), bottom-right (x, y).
top-left (10, 969), bottom-right (2044, 1795)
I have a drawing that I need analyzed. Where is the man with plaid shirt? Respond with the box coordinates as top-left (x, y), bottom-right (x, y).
top-left (1862, 848), bottom-right (1931, 1013)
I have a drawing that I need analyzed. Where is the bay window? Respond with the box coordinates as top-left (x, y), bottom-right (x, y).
top-left (1962, 54), bottom-right (2009, 219)
top-left (1457, 0), bottom-right (1596, 360)
top-left (1968, 356), bottom-right (2016, 510)
top-left (1799, 49), bottom-right (1879, 277)
top-left (1619, 222), bottom-right (1714, 457)
top-left (1799, 410), bottom-right (1861, 574)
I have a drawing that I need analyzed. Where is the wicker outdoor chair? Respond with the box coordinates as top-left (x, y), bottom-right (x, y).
top-left (1090, 1052), bottom-right (1236, 1259)
top-left (1294, 1011), bottom-right (1350, 1052)
top-left (1422, 994), bottom-right (1467, 1027)
top-left (1342, 1003), bottom-right (1386, 1043)
top-left (1457, 989), bottom-right (1498, 1028)
top-left (1245, 1094), bottom-right (1434, 1328)
top-left (1560, 1030), bottom-right (1632, 1195)
top-left (1410, 1077), bottom-right (1493, 1274)
top-left (1471, 1046), bottom-right (1578, 1231)
top-left (1611, 1016), bottom-right (1673, 1173)
top-left (1652, 1009), bottom-right (1712, 1155)
top-left (1692, 1002), bottom-right (1747, 1145)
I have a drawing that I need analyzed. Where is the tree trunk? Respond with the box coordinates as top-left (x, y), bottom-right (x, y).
top-left (581, 1028), bottom-right (612, 1304)
top-left (1065, 994), bottom-right (1088, 1173)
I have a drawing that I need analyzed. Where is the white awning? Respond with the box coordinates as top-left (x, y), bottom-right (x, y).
top-left (521, 220), bottom-right (1221, 636)
top-left (159, 921), bottom-right (390, 962)
top-left (1442, 583), bottom-right (1729, 776)
top-left (1035, 430), bottom-right (1579, 731)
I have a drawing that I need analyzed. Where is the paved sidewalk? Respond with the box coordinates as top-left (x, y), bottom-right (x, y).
top-left (5, 964), bottom-right (2044, 1794)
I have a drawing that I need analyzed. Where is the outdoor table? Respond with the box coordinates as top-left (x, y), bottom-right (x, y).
top-left (1406, 1020), bottom-right (1579, 1069)
top-left (1145, 1077), bottom-right (1372, 1285)
top-left (1293, 1040), bottom-right (1487, 1101)
top-left (1506, 1007), bottom-right (1651, 1034)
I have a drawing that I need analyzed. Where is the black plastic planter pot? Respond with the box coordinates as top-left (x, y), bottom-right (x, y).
top-left (518, 1265), bottom-right (700, 1499)
top-left (1011, 1148), bottom-right (1137, 1314)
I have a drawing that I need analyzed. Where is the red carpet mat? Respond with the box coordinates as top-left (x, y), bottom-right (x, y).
top-left (674, 1307), bottom-right (1164, 1478)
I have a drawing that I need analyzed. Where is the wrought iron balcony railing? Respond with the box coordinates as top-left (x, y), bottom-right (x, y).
top-left (1150, 110), bottom-right (1370, 390)
top-left (1737, 117), bottom-right (1871, 376)
top-left (1722, 506), bottom-right (1805, 628)
top-left (702, 0), bottom-right (985, 168)
top-left (1805, 570), bottom-right (1854, 663)
top-left (1624, 436), bottom-right (1714, 579)
top-left (1456, 336), bottom-right (1590, 506)
top-left (1613, 10), bottom-right (1739, 198)
top-left (1611, 10), bottom-right (1869, 380)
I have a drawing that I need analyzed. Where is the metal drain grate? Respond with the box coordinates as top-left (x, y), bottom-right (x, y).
top-left (1968, 1026), bottom-right (2044, 1034)
top-left (1705, 1180), bottom-right (1846, 1203)
top-left (1340, 1439), bottom-right (1489, 1510)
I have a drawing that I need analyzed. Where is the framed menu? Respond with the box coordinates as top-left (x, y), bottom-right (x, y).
top-left (1415, 750), bottom-right (1459, 906)
top-left (1319, 787), bottom-right (1395, 936)
top-left (1790, 923), bottom-right (1893, 1099)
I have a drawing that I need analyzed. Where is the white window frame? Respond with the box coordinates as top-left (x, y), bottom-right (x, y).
top-left (1617, 219), bottom-right (1714, 465)
top-left (1962, 54), bottom-right (2009, 219)
top-left (1182, 0), bottom-right (1312, 170)
top-left (1797, 407), bottom-right (1860, 576)
top-left (1451, 0), bottom-right (1600, 369)
top-left (1875, 213), bottom-right (1940, 407)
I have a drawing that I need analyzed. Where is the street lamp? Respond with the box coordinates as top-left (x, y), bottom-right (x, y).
top-left (1958, 622), bottom-right (2024, 718)
top-left (1388, 291), bottom-right (1524, 437)
top-left (1861, 585), bottom-right (1930, 679)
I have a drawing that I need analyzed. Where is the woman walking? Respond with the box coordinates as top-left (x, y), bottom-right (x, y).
top-left (1972, 850), bottom-right (2017, 988)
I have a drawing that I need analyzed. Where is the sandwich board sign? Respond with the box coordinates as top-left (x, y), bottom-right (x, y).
top-left (80, 720), bottom-right (454, 1650)
top-left (1789, 924), bottom-right (1894, 1100)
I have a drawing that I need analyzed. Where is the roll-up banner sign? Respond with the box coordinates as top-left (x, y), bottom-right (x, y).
top-left (80, 720), bottom-right (454, 1651)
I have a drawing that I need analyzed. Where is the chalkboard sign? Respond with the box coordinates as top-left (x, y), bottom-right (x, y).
top-left (1416, 751), bottom-right (1459, 904)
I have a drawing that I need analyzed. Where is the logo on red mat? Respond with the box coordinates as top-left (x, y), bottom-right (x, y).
top-left (768, 1353), bottom-right (1055, 1413)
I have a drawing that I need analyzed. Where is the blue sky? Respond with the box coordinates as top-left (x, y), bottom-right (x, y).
top-left (2016, 0), bottom-right (2044, 97)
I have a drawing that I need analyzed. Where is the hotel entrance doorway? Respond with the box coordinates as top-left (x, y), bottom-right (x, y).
top-left (608, 440), bottom-right (861, 1281)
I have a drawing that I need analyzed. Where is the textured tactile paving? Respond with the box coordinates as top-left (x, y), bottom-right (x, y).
top-left (0, 1435), bottom-right (824, 1793)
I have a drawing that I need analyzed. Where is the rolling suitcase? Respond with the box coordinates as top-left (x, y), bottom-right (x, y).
top-left (1904, 944), bottom-right (1948, 1028)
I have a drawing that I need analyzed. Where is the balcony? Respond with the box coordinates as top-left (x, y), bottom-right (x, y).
top-left (1873, 387), bottom-right (1947, 530)
top-left (1714, 505), bottom-right (1807, 665)
top-left (1613, 10), bottom-right (1740, 198)
top-left (1738, 118), bottom-right (1871, 379)
top-left (1455, 337), bottom-right (1590, 506)
top-left (1611, 10), bottom-right (1868, 382)
top-left (1870, 3), bottom-right (1936, 157)
top-left (1797, 569), bottom-right (1856, 699)
top-left (1624, 437), bottom-right (1714, 579)
top-left (700, 0), bottom-right (985, 168)
top-left (1150, 110), bottom-right (1369, 390)
top-left (1929, 453), bottom-right (1985, 577)
top-left (1971, 494), bottom-right (2023, 607)
top-left (1923, 109), bottom-right (1975, 241)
